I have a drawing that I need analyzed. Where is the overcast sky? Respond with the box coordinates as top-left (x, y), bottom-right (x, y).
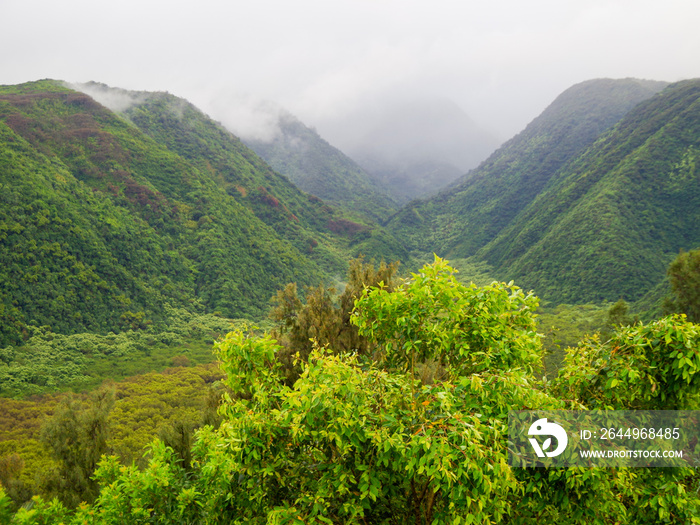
top-left (3, 0), bottom-right (700, 140)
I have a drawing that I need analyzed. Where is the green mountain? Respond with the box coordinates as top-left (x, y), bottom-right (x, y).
top-left (3, 76), bottom-right (698, 347)
top-left (390, 78), bottom-right (700, 305)
top-left (390, 78), bottom-right (668, 255)
top-left (0, 80), bottom-right (407, 346)
top-left (242, 110), bottom-right (397, 222)
top-left (479, 79), bottom-right (700, 303)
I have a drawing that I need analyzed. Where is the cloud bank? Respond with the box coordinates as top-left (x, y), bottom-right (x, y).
top-left (3, 0), bottom-right (700, 140)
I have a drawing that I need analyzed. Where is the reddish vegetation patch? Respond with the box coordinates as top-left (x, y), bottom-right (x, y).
top-left (1, 92), bottom-right (129, 169)
top-left (257, 186), bottom-right (280, 208)
top-left (64, 92), bottom-right (104, 112)
top-left (306, 238), bottom-right (318, 253)
top-left (123, 179), bottom-right (168, 213)
top-left (327, 219), bottom-right (367, 236)
top-left (2, 113), bottom-right (52, 151)
top-left (0, 92), bottom-right (63, 106)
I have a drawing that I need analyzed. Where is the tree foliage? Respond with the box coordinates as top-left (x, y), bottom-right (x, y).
top-left (665, 248), bottom-right (700, 323)
top-left (553, 314), bottom-right (700, 524)
top-left (39, 389), bottom-right (115, 507)
top-left (269, 257), bottom-right (399, 383)
top-left (203, 333), bottom-right (521, 524)
top-left (2, 258), bottom-right (700, 523)
top-left (352, 257), bottom-right (542, 377)
top-left (555, 314), bottom-right (700, 410)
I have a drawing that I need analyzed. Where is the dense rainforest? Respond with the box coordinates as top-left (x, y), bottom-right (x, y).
top-left (389, 78), bottom-right (700, 305)
top-left (0, 77), bottom-right (699, 523)
top-left (0, 80), bottom-right (407, 347)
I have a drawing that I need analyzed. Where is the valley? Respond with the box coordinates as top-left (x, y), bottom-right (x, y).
top-left (0, 76), bottom-right (699, 522)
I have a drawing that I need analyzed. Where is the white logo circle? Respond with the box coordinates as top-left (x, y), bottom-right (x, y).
top-left (527, 418), bottom-right (568, 458)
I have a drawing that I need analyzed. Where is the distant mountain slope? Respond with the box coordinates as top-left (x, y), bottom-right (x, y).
top-left (478, 79), bottom-right (700, 303)
top-left (323, 97), bottom-right (502, 204)
top-left (0, 80), bottom-right (407, 345)
top-left (78, 82), bottom-right (407, 263)
top-left (390, 78), bottom-right (668, 255)
top-left (242, 111), bottom-right (397, 222)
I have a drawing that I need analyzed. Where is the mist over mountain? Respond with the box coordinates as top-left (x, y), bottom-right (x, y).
top-left (316, 97), bottom-right (502, 204)
top-left (241, 110), bottom-right (398, 222)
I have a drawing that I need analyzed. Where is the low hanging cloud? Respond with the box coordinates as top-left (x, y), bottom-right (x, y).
top-left (67, 81), bottom-right (149, 113)
top-left (203, 92), bottom-right (287, 143)
top-left (16, 0), bottom-right (696, 146)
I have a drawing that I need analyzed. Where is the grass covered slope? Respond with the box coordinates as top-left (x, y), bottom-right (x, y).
top-left (389, 78), bottom-right (668, 255)
top-left (0, 80), bottom-right (406, 345)
top-left (479, 79), bottom-right (700, 303)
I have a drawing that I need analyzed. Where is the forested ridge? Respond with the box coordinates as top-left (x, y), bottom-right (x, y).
top-left (243, 110), bottom-right (398, 222)
top-left (477, 79), bottom-right (700, 303)
top-left (388, 78), bottom-right (668, 255)
top-left (388, 78), bottom-right (700, 306)
top-left (1, 77), bottom-right (700, 523)
top-left (0, 80), bottom-right (407, 346)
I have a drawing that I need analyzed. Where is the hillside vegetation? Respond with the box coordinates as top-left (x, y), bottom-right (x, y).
top-left (243, 111), bottom-right (398, 222)
top-left (479, 79), bottom-right (700, 303)
top-left (390, 78), bottom-right (667, 255)
top-left (388, 78), bottom-right (700, 305)
top-left (1, 77), bottom-right (700, 523)
top-left (0, 80), bottom-right (407, 346)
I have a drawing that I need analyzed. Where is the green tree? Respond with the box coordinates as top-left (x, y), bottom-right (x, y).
top-left (39, 389), bottom-right (115, 508)
top-left (7, 258), bottom-right (700, 523)
top-left (606, 299), bottom-right (634, 329)
top-left (664, 248), bottom-right (700, 322)
top-left (0, 454), bottom-right (31, 512)
top-left (352, 256), bottom-right (543, 378)
top-left (555, 314), bottom-right (700, 410)
top-left (200, 334), bottom-right (524, 524)
top-left (269, 257), bottom-right (399, 383)
top-left (0, 487), bottom-right (11, 524)
top-left (554, 315), bottom-right (700, 523)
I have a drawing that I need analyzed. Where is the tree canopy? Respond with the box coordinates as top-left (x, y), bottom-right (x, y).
top-left (665, 248), bottom-right (700, 323)
top-left (2, 258), bottom-right (699, 524)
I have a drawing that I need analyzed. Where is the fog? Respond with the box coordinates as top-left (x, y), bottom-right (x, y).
top-left (66, 82), bottom-right (149, 113)
top-left (3, 0), bottom-right (700, 144)
top-left (205, 93), bottom-right (288, 143)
